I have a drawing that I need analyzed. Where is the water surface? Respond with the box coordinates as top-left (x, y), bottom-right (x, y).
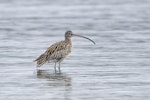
top-left (0, 0), bottom-right (150, 100)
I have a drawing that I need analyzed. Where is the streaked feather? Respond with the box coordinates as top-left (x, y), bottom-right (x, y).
top-left (34, 40), bottom-right (72, 67)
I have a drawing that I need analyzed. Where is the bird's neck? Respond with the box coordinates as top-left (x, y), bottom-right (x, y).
top-left (65, 37), bottom-right (71, 41)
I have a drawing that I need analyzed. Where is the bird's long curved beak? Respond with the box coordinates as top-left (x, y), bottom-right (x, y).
top-left (72, 34), bottom-right (95, 44)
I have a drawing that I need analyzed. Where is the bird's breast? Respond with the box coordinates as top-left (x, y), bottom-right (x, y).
top-left (66, 41), bottom-right (72, 52)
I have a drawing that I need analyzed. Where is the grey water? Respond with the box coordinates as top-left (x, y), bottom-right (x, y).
top-left (0, 0), bottom-right (150, 100)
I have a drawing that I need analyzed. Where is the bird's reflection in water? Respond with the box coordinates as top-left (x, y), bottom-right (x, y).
top-left (36, 69), bottom-right (72, 87)
top-left (36, 69), bottom-right (72, 100)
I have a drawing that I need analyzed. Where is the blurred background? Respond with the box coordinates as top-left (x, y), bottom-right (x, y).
top-left (0, 0), bottom-right (150, 100)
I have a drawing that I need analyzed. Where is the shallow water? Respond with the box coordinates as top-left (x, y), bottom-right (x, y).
top-left (0, 0), bottom-right (150, 100)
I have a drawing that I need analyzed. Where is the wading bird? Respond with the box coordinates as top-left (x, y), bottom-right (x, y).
top-left (34, 30), bottom-right (95, 73)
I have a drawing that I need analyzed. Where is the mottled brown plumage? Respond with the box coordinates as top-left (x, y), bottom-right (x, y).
top-left (34, 30), bottom-right (95, 73)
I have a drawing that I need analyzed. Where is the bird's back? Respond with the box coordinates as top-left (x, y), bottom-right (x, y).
top-left (34, 40), bottom-right (72, 67)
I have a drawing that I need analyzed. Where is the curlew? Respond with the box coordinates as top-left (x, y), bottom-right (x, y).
top-left (34, 30), bottom-right (95, 73)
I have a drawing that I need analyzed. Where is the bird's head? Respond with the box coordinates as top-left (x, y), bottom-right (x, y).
top-left (65, 30), bottom-right (74, 40)
top-left (65, 30), bottom-right (95, 44)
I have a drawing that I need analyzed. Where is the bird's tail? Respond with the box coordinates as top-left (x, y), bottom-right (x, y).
top-left (34, 53), bottom-right (47, 67)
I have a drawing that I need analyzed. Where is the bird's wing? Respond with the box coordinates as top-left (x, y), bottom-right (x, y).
top-left (45, 41), bottom-right (66, 55)
top-left (45, 40), bottom-right (71, 61)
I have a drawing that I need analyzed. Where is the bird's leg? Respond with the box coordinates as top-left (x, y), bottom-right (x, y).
top-left (54, 62), bottom-right (57, 73)
top-left (58, 62), bottom-right (61, 73)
